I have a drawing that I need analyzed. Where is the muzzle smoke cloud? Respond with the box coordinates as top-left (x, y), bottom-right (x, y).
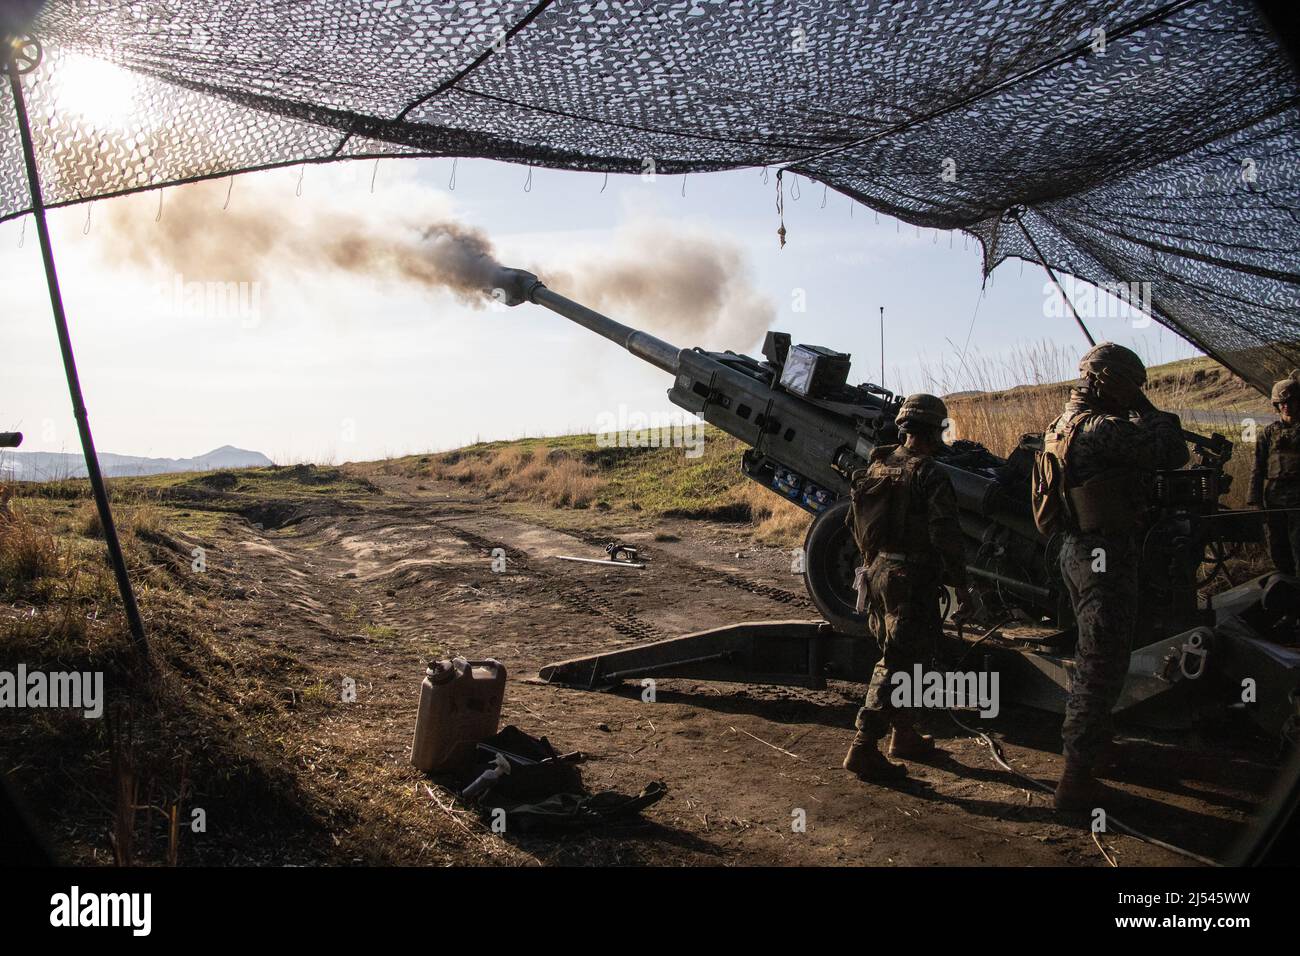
top-left (98, 181), bottom-right (502, 304)
top-left (94, 176), bottom-right (773, 347)
top-left (545, 226), bottom-right (775, 348)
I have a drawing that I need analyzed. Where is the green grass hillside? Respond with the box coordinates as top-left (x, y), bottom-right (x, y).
top-left (372, 430), bottom-right (813, 545)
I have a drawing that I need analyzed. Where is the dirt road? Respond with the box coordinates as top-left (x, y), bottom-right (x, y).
top-left (190, 470), bottom-right (1275, 866)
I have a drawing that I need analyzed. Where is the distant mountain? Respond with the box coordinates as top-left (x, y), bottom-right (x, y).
top-left (0, 445), bottom-right (274, 481)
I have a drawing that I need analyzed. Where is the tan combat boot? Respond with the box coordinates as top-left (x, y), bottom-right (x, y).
top-left (1053, 757), bottom-right (1102, 811)
top-left (888, 723), bottom-right (937, 760)
top-left (843, 731), bottom-right (908, 781)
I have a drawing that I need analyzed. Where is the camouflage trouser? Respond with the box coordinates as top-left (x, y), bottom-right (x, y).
top-left (854, 556), bottom-right (942, 739)
top-left (1264, 485), bottom-right (1300, 577)
top-left (1058, 532), bottom-right (1139, 765)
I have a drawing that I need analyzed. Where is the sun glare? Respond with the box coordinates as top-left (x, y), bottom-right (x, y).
top-left (52, 53), bottom-right (140, 127)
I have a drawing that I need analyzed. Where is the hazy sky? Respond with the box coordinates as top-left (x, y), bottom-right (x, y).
top-left (1, 156), bottom-right (1199, 463)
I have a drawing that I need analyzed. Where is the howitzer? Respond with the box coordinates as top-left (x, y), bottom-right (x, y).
top-left (496, 268), bottom-right (1300, 739)
top-left (493, 268), bottom-right (1260, 640)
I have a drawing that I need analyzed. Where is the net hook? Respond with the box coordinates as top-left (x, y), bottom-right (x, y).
top-left (775, 169), bottom-right (786, 248)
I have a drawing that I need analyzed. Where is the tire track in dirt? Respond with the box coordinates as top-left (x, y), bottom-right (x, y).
top-left (432, 518), bottom-right (669, 643)
top-left (354, 500), bottom-right (812, 649)
top-left (530, 520), bottom-right (815, 613)
top-left (355, 487), bottom-right (736, 642)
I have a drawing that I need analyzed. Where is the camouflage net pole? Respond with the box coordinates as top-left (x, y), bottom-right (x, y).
top-left (1006, 206), bottom-right (1097, 348)
top-left (3, 34), bottom-right (147, 652)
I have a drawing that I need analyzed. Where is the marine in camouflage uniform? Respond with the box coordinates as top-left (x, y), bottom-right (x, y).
top-left (1248, 376), bottom-right (1300, 576)
top-left (842, 393), bottom-right (973, 782)
top-left (1048, 343), bottom-right (1188, 811)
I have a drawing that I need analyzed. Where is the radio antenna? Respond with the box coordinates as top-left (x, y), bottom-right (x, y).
top-left (879, 306), bottom-right (885, 389)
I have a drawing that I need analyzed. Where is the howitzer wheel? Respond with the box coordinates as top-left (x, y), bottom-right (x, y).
top-left (802, 498), bottom-right (869, 636)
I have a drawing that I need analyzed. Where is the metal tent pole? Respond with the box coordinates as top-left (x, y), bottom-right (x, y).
top-left (4, 35), bottom-right (147, 650)
top-left (1008, 209), bottom-right (1096, 347)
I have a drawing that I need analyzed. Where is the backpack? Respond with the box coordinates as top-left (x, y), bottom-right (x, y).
top-left (848, 445), bottom-right (919, 556)
top-left (1030, 414), bottom-right (1085, 535)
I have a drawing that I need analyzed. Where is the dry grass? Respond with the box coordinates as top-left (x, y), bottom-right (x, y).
top-left (389, 432), bottom-right (816, 546)
top-left (0, 502), bottom-right (62, 597)
top-left (425, 445), bottom-right (606, 508)
top-left (917, 340), bottom-right (1080, 398)
top-left (725, 480), bottom-right (812, 546)
top-left (946, 388), bottom-right (1063, 458)
top-left (75, 498), bottom-right (165, 541)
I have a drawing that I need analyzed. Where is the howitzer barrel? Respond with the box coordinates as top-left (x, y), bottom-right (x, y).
top-left (0, 432), bottom-right (21, 448)
top-left (494, 267), bottom-right (681, 374)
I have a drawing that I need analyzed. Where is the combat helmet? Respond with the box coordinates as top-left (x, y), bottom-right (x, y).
top-left (1078, 341), bottom-right (1147, 387)
top-left (1272, 376), bottom-right (1300, 406)
top-left (896, 393), bottom-right (948, 432)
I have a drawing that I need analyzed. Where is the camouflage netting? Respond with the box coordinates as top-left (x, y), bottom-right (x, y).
top-left (2, 0), bottom-right (1297, 392)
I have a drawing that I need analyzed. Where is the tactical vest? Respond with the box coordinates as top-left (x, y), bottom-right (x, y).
top-left (848, 445), bottom-right (930, 559)
top-left (1267, 426), bottom-right (1300, 480)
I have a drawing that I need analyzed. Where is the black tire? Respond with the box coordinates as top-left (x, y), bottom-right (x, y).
top-left (802, 498), bottom-right (868, 635)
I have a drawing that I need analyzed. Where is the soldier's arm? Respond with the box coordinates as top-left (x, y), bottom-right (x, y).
top-left (1248, 428), bottom-right (1269, 507)
top-left (919, 464), bottom-right (969, 588)
top-left (1094, 411), bottom-right (1189, 471)
top-left (1138, 408), bottom-right (1191, 469)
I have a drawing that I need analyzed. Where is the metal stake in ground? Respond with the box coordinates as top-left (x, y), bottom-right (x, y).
top-left (3, 34), bottom-right (147, 651)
